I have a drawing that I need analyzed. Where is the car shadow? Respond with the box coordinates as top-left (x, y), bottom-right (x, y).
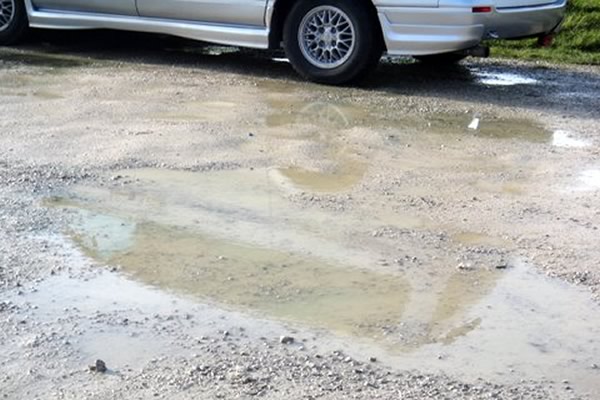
top-left (4, 29), bottom-right (600, 117)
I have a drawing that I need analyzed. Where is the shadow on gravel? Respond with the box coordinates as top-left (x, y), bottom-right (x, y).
top-left (4, 29), bottom-right (600, 116)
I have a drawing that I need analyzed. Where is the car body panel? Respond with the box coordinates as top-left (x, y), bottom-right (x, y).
top-left (31, 0), bottom-right (137, 16)
top-left (23, 0), bottom-right (567, 56)
top-left (379, 0), bottom-right (567, 55)
top-left (495, 0), bottom-right (558, 7)
top-left (373, 0), bottom-right (439, 7)
top-left (24, 0), bottom-right (270, 48)
top-left (136, 0), bottom-right (267, 27)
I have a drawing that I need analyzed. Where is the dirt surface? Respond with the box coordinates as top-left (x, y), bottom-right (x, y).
top-left (1, 31), bottom-right (600, 400)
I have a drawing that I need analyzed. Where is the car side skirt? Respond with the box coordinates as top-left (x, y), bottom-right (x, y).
top-left (24, 0), bottom-right (270, 49)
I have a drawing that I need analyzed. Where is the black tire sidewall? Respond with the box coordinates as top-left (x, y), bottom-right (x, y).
top-left (283, 0), bottom-right (381, 84)
top-left (0, 0), bottom-right (28, 45)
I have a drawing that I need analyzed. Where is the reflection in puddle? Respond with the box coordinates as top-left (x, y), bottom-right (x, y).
top-left (553, 130), bottom-right (590, 148)
top-left (265, 100), bottom-right (366, 130)
top-left (77, 220), bottom-right (414, 341)
top-left (20, 271), bottom-right (186, 368)
top-left (427, 115), bottom-right (549, 141)
top-left (264, 97), bottom-right (550, 143)
top-left (48, 168), bottom-right (423, 267)
top-left (472, 70), bottom-right (538, 86)
top-left (44, 170), bottom-right (600, 394)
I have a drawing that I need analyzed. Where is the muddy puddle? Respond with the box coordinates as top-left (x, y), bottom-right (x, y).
top-left (0, 48), bottom-right (93, 69)
top-left (258, 84), bottom-right (550, 143)
top-left (0, 50), bottom-right (86, 99)
top-left (43, 168), bottom-right (600, 395)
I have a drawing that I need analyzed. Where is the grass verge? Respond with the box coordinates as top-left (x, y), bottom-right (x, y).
top-left (489, 0), bottom-right (600, 65)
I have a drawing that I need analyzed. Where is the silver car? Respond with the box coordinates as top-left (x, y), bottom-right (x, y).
top-left (1, 0), bottom-right (567, 84)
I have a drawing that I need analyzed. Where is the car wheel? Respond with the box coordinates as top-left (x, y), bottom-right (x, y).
top-left (283, 0), bottom-right (382, 85)
top-left (0, 0), bottom-right (28, 45)
top-left (414, 52), bottom-right (468, 64)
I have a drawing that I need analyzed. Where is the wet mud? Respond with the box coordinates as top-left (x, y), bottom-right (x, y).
top-left (2, 35), bottom-right (600, 400)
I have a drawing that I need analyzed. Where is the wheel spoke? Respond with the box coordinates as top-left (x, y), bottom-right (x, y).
top-left (0, 0), bottom-right (15, 31)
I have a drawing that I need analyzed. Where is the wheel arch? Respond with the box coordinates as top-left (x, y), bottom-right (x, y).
top-left (266, 0), bottom-right (385, 51)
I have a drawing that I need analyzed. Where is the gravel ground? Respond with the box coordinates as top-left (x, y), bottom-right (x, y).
top-left (1, 31), bottom-right (599, 400)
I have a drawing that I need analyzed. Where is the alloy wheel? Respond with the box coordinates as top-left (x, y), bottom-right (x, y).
top-left (0, 0), bottom-right (15, 32)
top-left (297, 5), bottom-right (356, 70)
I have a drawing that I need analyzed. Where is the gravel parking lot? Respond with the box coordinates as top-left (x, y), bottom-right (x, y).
top-left (1, 31), bottom-right (600, 400)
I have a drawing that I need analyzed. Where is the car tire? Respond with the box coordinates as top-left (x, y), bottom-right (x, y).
top-left (283, 0), bottom-right (382, 85)
top-left (0, 0), bottom-right (28, 46)
top-left (414, 52), bottom-right (468, 64)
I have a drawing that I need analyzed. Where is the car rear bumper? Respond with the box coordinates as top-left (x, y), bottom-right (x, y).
top-left (377, 0), bottom-right (567, 56)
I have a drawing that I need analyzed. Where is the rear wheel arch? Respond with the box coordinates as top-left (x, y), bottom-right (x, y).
top-left (281, 0), bottom-right (385, 84)
top-left (268, 0), bottom-right (385, 51)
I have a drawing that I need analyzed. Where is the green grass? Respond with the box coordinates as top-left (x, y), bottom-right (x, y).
top-left (489, 0), bottom-right (600, 65)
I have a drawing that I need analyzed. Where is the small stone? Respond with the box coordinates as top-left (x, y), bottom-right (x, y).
top-left (591, 363), bottom-right (599, 369)
top-left (279, 336), bottom-right (294, 345)
top-left (456, 263), bottom-right (473, 271)
top-left (90, 359), bottom-right (107, 373)
top-left (369, 357), bottom-right (377, 363)
top-left (496, 263), bottom-right (509, 270)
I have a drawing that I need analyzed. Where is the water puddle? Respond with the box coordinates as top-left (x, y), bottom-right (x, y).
top-left (577, 169), bottom-right (600, 191)
top-left (452, 232), bottom-right (513, 249)
top-left (47, 168), bottom-right (424, 267)
top-left (472, 180), bottom-right (527, 195)
top-left (0, 57), bottom-right (552, 148)
top-left (273, 162), bottom-right (367, 193)
top-left (260, 93), bottom-right (550, 143)
top-left (0, 49), bottom-right (92, 69)
top-left (157, 100), bottom-right (240, 122)
top-left (553, 130), bottom-right (590, 148)
top-left (472, 70), bottom-right (538, 86)
top-left (19, 270), bottom-right (186, 368)
top-left (31, 90), bottom-right (64, 100)
top-left (264, 99), bottom-right (368, 130)
top-left (426, 114), bottom-right (548, 142)
top-left (43, 168), bottom-right (600, 395)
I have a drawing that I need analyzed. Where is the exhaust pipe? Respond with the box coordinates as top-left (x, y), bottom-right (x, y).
top-left (463, 45), bottom-right (490, 58)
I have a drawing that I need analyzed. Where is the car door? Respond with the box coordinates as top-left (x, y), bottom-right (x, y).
top-left (136, 0), bottom-right (267, 27)
top-left (31, 0), bottom-right (137, 16)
